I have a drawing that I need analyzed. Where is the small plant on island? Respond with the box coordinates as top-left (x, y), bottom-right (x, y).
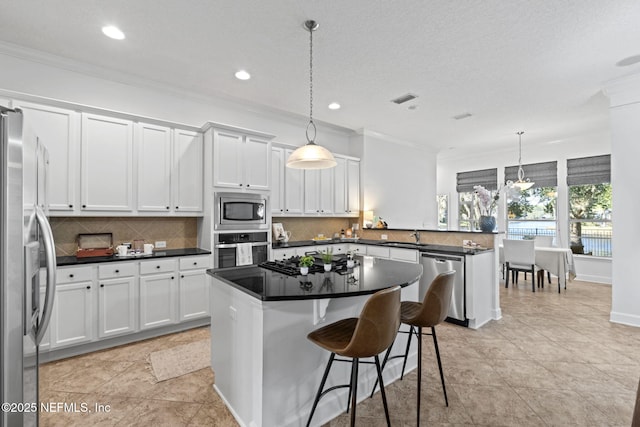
top-left (299, 255), bottom-right (315, 268)
top-left (321, 248), bottom-right (333, 265)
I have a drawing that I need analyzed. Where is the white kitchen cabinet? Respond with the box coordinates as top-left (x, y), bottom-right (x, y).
top-left (81, 113), bottom-right (134, 212)
top-left (136, 122), bottom-right (172, 212)
top-left (213, 128), bottom-right (271, 190)
top-left (178, 255), bottom-right (211, 321)
top-left (283, 149), bottom-right (305, 214)
top-left (348, 244), bottom-right (367, 256)
top-left (173, 129), bottom-right (204, 212)
top-left (366, 245), bottom-right (390, 259)
top-left (304, 168), bottom-right (334, 215)
top-left (98, 276), bottom-right (136, 338)
top-left (334, 155), bottom-right (360, 216)
top-left (389, 248), bottom-right (419, 263)
top-left (51, 272), bottom-right (94, 348)
top-left (271, 147), bottom-right (285, 214)
top-left (15, 101), bottom-right (80, 213)
top-left (139, 259), bottom-right (178, 329)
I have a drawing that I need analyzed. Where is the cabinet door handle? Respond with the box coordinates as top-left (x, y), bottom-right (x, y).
top-left (82, 204), bottom-right (86, 208)
top-left (166, 206), bottom-right (170, 210)
top-left (181, 275), bottom-right (184, 279)
top-left (176, 206), bottom-right (179, 209)
top-left (247, 184), bottom-right (250, 187)
top-left (69, 204), bottom-right (73, 208)
top-left (156, 265), bottom-right (161, 269)
top-left (69, 274), bottom-right (74, 278)
top-left (193, 262), bottom-right (197, 265)
top-left (100, 284), bottom-right (104, 288)
top-left (115, 269), bottom-right (119, 273)
top-left (86, 286), bottom-right (91, 289)
top-left (239, 183), bottom-right (242, 187)
top-left (171, 276), bottom-right (174, 280)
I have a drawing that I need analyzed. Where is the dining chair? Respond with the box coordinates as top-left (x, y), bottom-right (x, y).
top-left (305, 285), bottom-right (401, 427)
top-left (504, 239), bottom-right (537, 292)
top-left (534, 236), bottom-right (554, 287)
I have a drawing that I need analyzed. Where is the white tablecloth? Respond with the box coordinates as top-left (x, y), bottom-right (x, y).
top-left (499, 246), bottom-right (576, 287)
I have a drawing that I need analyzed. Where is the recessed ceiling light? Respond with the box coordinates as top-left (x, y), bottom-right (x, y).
top-left (328, 102), bottom-right (341, 110)
top-left (102, 25), bottom-right (125, 40)
top-left (235, 70), bottom-right (251, 80)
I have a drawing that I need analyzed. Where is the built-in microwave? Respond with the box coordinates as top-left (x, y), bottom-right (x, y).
top-left (214, 192), bottom-right (268, 230)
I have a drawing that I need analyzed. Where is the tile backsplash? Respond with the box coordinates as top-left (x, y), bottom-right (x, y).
top-left (272, 217), bottom-right (355, 241)
top-left (51, 217), bottom-right (198, 256)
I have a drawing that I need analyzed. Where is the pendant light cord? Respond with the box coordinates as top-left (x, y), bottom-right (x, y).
top-left (305, 21), bottom-right (317, 144)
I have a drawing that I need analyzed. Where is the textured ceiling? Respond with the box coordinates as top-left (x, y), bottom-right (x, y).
top-left (1, 0), bottom-right (640, 152)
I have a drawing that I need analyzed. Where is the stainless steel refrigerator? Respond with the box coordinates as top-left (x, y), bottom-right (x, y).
top-left (1, 106), bottom-right (57, 426)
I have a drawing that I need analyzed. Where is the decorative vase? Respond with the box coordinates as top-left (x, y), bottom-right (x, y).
top-left (479, 215), bottom-right (496, 232)
top-left (300, 266), bottom-right (309, 275)
top-left (324, 264), bottom-right (332, 272)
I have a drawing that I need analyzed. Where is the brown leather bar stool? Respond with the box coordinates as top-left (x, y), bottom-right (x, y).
top-left (371, 271), bottom-right (455, 426)
top-left (305, 285), bottom-right (401, 427)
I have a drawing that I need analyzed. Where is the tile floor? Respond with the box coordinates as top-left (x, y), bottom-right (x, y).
top-left (40, 279), bottom-right (640, 426)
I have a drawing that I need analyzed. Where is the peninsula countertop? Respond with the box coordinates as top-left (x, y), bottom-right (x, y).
top-left (272, 239), bottom-right (492, 256)
top-left (207, 256), bottom-right (423, 301)
top-left (57, 248), bottom-right (212, 267)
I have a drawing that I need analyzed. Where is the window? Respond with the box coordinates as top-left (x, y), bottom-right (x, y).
top-left (437, 194), bottom-right (448, 230)
top-left (567, 155), bottom-right (611, 257)
top-left (504, 161), bottom-right (557, 240)
top-left (456, 168), bottom-right (497, 231)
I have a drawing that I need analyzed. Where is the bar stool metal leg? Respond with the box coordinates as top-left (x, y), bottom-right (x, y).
top-left (306, 353), bottom-right (336, 427)
top-left (374, 354), bottom-right (392, 427)
top-left (431, 326), bottom-right (448, 406)
top-left (350, 358), bottom-right (359, 427)
top-left (417, 326), bottom-right (422, 426)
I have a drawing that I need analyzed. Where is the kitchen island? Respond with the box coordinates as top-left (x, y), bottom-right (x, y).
top-left (207, 256), bottom-right (423, 427)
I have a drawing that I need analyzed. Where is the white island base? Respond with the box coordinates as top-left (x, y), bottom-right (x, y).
top-left (210, 278), bottom-right (419, 427)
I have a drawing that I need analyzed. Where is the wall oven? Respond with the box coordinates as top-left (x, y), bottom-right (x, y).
top-left (214, 192), bottom-right (268, 230)
top-left (214, 232), bottom-right (269, 269)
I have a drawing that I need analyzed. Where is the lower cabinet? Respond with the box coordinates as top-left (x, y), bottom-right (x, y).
top-left (44, 254), bottom-right (211, 353)
top-left (179, 270), bottom-right (210, 321)
top-left (139, 259), bottom-right (178, 330)
top-left (98, 276), bottom-right (136, 338)
top-left (51, 281), bottom-right (94, 348)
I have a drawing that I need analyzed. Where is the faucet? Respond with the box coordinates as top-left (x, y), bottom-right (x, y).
top-left (410, 230), bottom-right (420, 244)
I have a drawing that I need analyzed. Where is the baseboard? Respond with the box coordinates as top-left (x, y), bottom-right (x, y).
top-left (575, 274), bottom-right (611, 284)
top-left (610, 311), bottom-right (640, 328)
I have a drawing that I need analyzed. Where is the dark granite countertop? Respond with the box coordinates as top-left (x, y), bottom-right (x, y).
top-left (272, 239), bottom-right (492, 256)
top-left (57, 248), bottom-right (211, 267)
top-left (207, 256), bottom-right (423, 301)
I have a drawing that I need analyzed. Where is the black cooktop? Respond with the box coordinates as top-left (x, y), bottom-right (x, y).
top-left (259, 255), bottom-right (357, 276)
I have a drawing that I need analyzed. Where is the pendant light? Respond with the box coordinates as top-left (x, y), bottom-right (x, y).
top-left (286, 20), bottom-right (337, 169)
top-left (512, 131), bottom-right (534, 190)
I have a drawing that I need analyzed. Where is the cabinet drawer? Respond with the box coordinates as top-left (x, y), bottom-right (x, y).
top-left (348, 244), bottom-right (367, 255)
top-left (57, 266), bottom-right (93, 284)
top-left (99, 262), bottom-right (136, 279)
top-left (390, 248), bottom-right (418, 263)
top-left (179, 255), bottom-right (211, 271)
top-left (366, 245), bottom-right (390, 259)
top-left (140, 259), bottom-right (176, 275)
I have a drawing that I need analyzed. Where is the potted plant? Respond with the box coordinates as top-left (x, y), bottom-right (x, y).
top-left (321, 248), bottom-right (333, 272)
top-left (346, 250), bottom-right (355, 268)
top-left (299, 255), bottom-right (314, 275)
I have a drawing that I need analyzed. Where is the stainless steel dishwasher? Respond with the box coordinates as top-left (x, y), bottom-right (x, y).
top-left (419, 252), bottom-right (467, 327)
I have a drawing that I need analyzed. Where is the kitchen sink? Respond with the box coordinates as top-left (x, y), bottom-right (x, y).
top-left (381, 241), bottom-right (419, 248)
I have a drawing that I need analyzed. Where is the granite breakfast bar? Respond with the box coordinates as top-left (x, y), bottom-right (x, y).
top-left (207, 256), bottom-right (423, 427)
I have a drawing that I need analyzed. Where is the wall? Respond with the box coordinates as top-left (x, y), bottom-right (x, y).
top-left (352, 131), bottom-right (438, 229)
top-left (51, 217), bottom-right (197, 256)
top-left (271, 217), bottom-right (353, 241)
top-left (605, 72), bottom-right (640, 327)
top-left (436, 131), bottom-right (612, 283)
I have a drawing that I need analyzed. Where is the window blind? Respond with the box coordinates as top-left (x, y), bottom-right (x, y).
top-left (567, 154), bottom-right (610, 186)
top-left (456, 168), bottom-right (497, 192)
top-left (504, 161), bottom-right (557, 188)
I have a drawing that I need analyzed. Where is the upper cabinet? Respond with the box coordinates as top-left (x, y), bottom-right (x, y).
top-left (213, 128), bottom-right (272, 191)
top-left (304, 168), bottom-right (334, 215)
top-left (81, 113), bottom-right (134, 212)
top-left (334, 155), bottom-right (360, 217)
top-left (136, 125), bottom-right (203, 214)
top-left (136, 123), bottom-right (172, 212)
top-left (172, 129), bottom-right (203, 212)
top-left (271, 147), bottom-right (304, 215)
top-left (271, 147), bottom-right (360, 218)
top-left (14, 101), bottom-right (80, 212)
top-left (12, 99), bottom-right (204, 216)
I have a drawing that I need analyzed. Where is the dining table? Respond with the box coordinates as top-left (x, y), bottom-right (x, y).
top-left (499, 245), bottom-right (576, 292)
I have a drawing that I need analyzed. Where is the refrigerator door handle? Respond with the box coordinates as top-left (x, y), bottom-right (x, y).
top-left (34, 205), bottom-right (56, 345)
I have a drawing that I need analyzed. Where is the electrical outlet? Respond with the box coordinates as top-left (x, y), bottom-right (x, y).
top-left (155, 241), bottom-right (167, 248)
top-left (381, 234), bottom-right (388, 240)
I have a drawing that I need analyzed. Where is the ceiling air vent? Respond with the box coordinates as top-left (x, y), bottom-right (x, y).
top-left (391, 93), bottom-right (418, 104)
